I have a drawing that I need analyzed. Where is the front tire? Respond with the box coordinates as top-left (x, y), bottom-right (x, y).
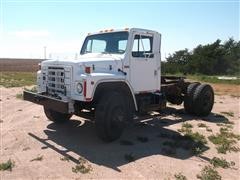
top-left (44, 107), bottom-right (72, 123)
top-left (95, 92), bottom-right (129, 142)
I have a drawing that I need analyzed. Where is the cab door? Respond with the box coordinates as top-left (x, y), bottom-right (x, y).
top-left (129, 32), bottom-right (160, 93)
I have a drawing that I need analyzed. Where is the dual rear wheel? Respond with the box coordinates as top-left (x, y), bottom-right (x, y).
top-left (184, 83), bottom-right (214, 116)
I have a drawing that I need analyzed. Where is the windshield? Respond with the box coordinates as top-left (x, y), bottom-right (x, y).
top-left (80, 31), bottom-right (129, 55)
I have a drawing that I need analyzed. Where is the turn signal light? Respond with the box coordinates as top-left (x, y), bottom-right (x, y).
top-left (85, 66), bottom-right (91, 74)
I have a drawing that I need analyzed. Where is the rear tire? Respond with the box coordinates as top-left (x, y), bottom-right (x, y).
top-left (44, 107), bottom-right (72, 123)
top-left (184, 82), bottom-right (200, 114)
top-left (192, 84), bottom-right (214, 116)
top-left (95, 92), bottom-right (129, 142)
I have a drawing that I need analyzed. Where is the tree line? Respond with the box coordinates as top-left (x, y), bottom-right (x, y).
top-left (162, 38), bottom-right (240, 75)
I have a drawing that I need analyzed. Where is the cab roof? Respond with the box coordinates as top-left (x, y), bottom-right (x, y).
top-left (87, 28), bottom-right (160, 36)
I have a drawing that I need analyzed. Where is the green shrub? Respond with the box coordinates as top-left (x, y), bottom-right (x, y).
top-left (197, 166), bottom-right (221, 180)
top-left (208, 128), bottom-right (240, 154)
top-left (174, 172), bottom-right (187, 180)
top-left (210, 157), bottom-right (231, 168)
top-left (0, 159), bottom-right (14, 171)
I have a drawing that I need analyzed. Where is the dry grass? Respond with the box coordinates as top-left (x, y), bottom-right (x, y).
top-left (30, 155), bottom-right (43, 162)
top-left (72, 157), bottom-right (92, 174)
top-left (211, 83), bottom-right (240, 97)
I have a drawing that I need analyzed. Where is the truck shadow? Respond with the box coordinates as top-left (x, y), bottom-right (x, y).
top-left (28, 108), bottom-right (228, 171)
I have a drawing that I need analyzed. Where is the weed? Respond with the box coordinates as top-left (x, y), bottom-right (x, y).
top-left (0, 159), bottom-right (14, 171)
top-left (208, 128), bottom-right (240, 154)
top-left (124, 153), bottom-right (135, 162)
top-left (197, 123), bottom-right (213, 132)
top-left (178, 126), bottom-right (208, 155)
top-left (22, 147), bottom-right (30, 151)
top-left (182, 122), bottom-right (193, 129)
top-left (198, 123), bottom-right (207, 128)
top-left (174, 172), bottom-right (187, 180)
top-left (225, 124), bottom-right (233, 129)
top-left (0, 72), bottom-right (36, 87)
top-left (217, 122), bottom-right (234, 128)
top-left (185, 132), bottom-right (207, 155)
top-left (16, 93), bottom-right (23, 99)
top-left (24, 86), bottom-right (37, 93)
top-left (178, 123), bottom-right (193, 134)
top-left (210, 157), bottom-right (232, 169)
top-left (60, 156), bottom-right (70, 162)
top-left (136, 136), bottom-right (149, 143)
top-left (72, 157), bottom-right (92, 174)
top-left (30, 155), bottom-right (43, 162)
top-left (220, 111), bottom-right (234, 117)
top-left (217, 123), bottom-right (234, 128)
top-left (220, 128), bottom-right (240, 139)
top-left (119, 140), bottom-right (134, 146)
top-left (197, 165), bottom-right (221, 180)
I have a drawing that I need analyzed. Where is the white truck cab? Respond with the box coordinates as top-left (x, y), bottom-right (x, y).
top-left (24, 28), bottom-right (214, 142)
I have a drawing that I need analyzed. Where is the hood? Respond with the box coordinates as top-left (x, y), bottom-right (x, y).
top-left (41, 53), bottom-right (123, 73)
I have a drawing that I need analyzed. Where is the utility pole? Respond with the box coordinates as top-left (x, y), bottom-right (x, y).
top-left (44, 46), bottom-right (47, 59)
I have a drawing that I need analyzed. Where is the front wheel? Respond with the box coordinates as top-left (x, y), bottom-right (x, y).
top-left (95, 92), bottom-right (129, 142)
top-left (44, 107), bottom-right (72, 123)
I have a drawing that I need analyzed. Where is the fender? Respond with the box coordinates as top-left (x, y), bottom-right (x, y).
top-left (91, 79), bottom-right (138, 111)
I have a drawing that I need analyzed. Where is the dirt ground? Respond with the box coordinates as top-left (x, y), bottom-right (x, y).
top-left (0, 87), bottom-right (239, 180)
top-left (0, 58), bottom-right (42, 72)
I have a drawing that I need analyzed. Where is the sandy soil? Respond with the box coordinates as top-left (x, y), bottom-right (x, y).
top-left (0, 87), bottom-right (239, 180)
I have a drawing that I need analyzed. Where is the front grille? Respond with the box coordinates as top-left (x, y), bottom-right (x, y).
top-left (47, 67), bottom-right (66, 96)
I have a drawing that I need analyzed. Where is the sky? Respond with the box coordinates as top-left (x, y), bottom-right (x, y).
top-left (0, 0), bottom-right (239, 60)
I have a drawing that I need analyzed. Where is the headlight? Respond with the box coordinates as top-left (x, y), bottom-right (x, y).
top-left (76, 83), bottom-right (83, 94)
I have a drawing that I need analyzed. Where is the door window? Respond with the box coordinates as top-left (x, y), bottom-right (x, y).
top-left (132, 35), bottom-right (154, 58)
